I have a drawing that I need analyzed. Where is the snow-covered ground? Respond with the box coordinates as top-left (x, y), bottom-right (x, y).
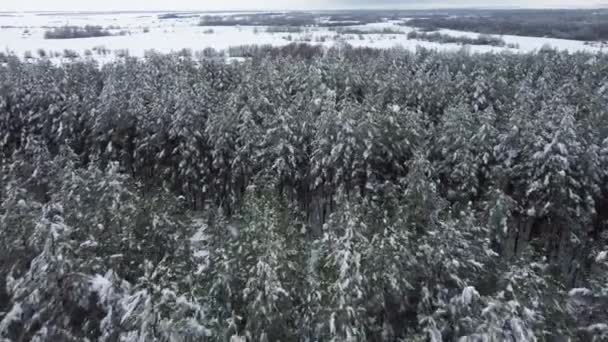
top-left (0, 11), bottom-right (605, 60)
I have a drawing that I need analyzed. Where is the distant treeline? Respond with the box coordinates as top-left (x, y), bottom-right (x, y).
top-left (157, 12), bottom-right (200, 20)
top-left (265, 26), bottom-right (305, 33)
top-left (407, 10), bottom-right (608, 41)
top-left (331, 27), bottom-right (405, 35)
top-left (196, 9), bottom-right (608, 41)
top-left (227, 43), bottom-right (328, 59)
top-left (43, 25), bottom-right (117, 39)
top-left (198, 13), bottom-right (320, 27)
top-left (407, 30), bottom-right (508, 47)
top-left (197, 11), bottom-right (396, 27)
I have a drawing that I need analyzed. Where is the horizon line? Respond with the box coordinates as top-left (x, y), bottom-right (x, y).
top-left (2, 5), bottom-right (608, 13)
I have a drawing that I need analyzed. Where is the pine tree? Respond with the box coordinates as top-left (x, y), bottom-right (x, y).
top-left (238, 193), bottom-right (293, 341)
top-left (318, 199), bottom-right (368, 341)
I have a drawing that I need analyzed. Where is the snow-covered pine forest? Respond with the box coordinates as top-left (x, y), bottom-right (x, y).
top-left (1, 45), bottom-right (608, 341)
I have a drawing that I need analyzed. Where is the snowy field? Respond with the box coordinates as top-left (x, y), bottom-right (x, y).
top-left (0, 11), bottom-right (606, 61)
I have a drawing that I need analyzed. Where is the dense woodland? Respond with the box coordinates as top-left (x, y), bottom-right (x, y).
top-left (195, 9), bottom-right (608, 42)
top-left (1, 45), bottom-right (608, 341)
top-left (406, 9), bottom-right (608, 42)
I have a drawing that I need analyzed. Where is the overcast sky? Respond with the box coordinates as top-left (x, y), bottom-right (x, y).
top-left (2, 0), bottom-right (607, 12)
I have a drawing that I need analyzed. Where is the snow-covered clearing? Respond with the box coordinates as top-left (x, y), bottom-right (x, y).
top-left (0, 11), bottom-right (605, 62)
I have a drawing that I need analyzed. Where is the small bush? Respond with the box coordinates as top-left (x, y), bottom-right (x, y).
top-left (196, 47), bottom-right (224, 59)
top-left (93, 45), bottom-right (110, 55)
top-left (115, 49), bottom-right (129, 58)
top-left (63, 49), bottom-right (80, 59)
top-left (177, 48), bottom-right (192, 58)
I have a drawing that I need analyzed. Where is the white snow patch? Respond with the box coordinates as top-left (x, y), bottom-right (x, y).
top-left (568, 287), bottom-right (592, 297)
top-left (596, 250), bottom-right (607, 263)
top-left (461, 286), bottom-right (480, 305)
top-left (0, 303), bottom-right (23, 333)
top-left (120, 290), bottom-right (148, 325)
top-left (586, 323), bottom-right (608, 333)
top-left (0, 12), bottom-right (605, 64)
top-left (89, 273), bottom-right (114, 303)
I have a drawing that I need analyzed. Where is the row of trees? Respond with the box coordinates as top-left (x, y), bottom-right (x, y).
top-left (43, 25), bottom-right (116, 40)
top-left (406, 31), bottom-right (507, 47)
top-left (1, 45), bottom-right (608, 340)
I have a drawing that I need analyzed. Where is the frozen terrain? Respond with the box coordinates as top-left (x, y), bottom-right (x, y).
top-left (0, 11), bottom-right (606, 60)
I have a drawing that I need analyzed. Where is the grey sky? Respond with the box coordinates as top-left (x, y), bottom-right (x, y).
top-left (2, 0), bottom-right (606, 12)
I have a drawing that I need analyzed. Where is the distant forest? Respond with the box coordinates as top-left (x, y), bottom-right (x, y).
top-left (406, 30), bottom-right (508, 47)
top-left (1, 45), bottom-right (608, 341)
top-left (44, 25), bottom-right (116, 39)
top-left (407, 9), bottom-right (608, 41)
top-left (195, 9), bottom-right (608, 42)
